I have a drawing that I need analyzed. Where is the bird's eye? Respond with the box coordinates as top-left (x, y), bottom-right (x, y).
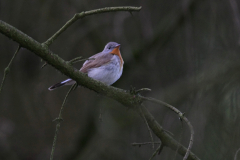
top-left (108, 47), bottom-right (111, 49)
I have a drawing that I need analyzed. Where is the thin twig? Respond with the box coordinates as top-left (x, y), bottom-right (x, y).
top-left (135, 88), bottom-right (151, 94)
top-left (41, 62), bottom-right (48, 69)
top-left (181, 116), bottom-right (194, 160)
top-left (234, 147), bottom-right (240, 160)
top-left (149, 143), bottom-right (164, 160)
top-left (50, 83), bottom-right (77, 160)
top-left (72, 82), bottom-right (78, 90)
top-left (140, 104), bottom-right (154, 149)
top-left (173, 121), bottom-right (184, 160)
top-left (0, 45), bottom-right (21, 95)
top-left (140, 96), bottom-right (194, 160)
top-left (43, 6), bottom-right (142, 47)
top-left (158, 144), bottom-right (164, 155)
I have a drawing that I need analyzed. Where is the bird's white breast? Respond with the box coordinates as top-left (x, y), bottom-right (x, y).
top-left (87, 55), bottom-right (123, 85)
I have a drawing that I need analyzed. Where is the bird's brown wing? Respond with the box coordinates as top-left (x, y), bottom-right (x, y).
top-left (80, 52), bottom-right (113, 73)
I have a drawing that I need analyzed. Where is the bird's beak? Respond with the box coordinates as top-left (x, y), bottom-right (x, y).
top-left (116, 44), bottom-right (120, 48)
top-left (111, 44), bottom-right (121, 54)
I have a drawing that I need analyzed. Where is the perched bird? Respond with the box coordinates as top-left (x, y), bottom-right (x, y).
top-left (48, 42), bottom-right (124, 91)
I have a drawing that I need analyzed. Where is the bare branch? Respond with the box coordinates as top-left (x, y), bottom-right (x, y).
top-left (140, 96), bottom-right (194, 160)
top-left (50, 83), bottom-right (77, 160)
top-left (149, 143), bottom-right (164, 160)
top-left (43, 6), bottom-right (142, 47)
top-left (0, 45), bottom-right (21, 95)
top-left (41, 62), bottom-right (48, 69)
top-left (234, 147), bottom-right (240, 160)
top-left (173, 122), bottom-right (184, 160)
top-left (136, 88), bottom-right (152, 94)
top-left (0, 19), bottom-right (200, 160)
top-left (140, 104), bottom-right (154, 149)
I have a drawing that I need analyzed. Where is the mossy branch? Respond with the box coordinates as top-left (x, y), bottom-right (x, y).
top-left (0, 18), bottom-right (199, 160)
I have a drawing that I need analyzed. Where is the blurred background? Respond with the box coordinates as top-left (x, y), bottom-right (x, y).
top-left (1, 0), bottom-right (240, 159)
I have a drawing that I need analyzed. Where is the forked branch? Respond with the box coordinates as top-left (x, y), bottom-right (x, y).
top-left (0, 8), bottom-right (199, 159)
top-left (140, 96), bottom-right (194, 160)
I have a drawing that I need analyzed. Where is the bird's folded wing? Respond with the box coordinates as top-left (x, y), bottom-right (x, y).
top-left (80, 52), bottom-right (113, 73)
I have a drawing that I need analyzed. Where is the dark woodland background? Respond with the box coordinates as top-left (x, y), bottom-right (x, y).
top-left (1, 0), bottom-right (240, 160)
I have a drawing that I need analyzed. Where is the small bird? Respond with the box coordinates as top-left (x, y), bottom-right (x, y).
top-left (48, 42), bottom-right (124, 91)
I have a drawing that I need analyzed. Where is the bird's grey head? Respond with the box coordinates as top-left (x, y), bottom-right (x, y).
top-left (103, 42), bottom-right (120, 53)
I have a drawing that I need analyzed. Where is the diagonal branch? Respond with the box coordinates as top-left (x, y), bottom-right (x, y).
top-left (0, 45), bottom-right (21, 95)
top-left (149, 143), bottom-right (164, 160)
top-left (140, 97), bottom-right (194, 160)
top-left (0, 19), bottom-right (200, 160)
top-left (140, 104), bottom-right (154, 149)
top-left (43, 6), bottom-right (142, 47)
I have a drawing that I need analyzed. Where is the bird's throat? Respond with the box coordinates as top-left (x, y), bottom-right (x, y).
top-left (110, 47), bottom-right (123, 68)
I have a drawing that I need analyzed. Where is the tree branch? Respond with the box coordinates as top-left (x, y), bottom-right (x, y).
top-left (149, 143), bottom-right (164, 160)
top-left (140, 104), bottom-right (154, 149)
top-left (140, 97), bottom-right (194, 160)
top-left (0, 19), bottom-right (200, 160)
top-left (0, 45), bottom-right (21, 95)
top-left (50, 83), bottom-right (77, 160)
top-left (43, 6), bottom-right (142, 46)
top-left (234, 147), bottom-right (240, 160)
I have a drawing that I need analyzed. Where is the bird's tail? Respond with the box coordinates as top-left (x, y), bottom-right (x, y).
top-left (48, 79), bottom-right (74, 91)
